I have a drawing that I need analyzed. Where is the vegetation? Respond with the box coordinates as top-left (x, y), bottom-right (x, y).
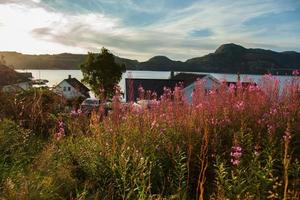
top-left (80, 48), bottom-right (126, 99)
top-left (0, 75), bottom-right (300, 199)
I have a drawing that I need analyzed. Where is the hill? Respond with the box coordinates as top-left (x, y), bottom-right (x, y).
top-left (0, 52), bottom-right (138, 70)
top-left (0, 64), bottom-right (31, 86)
top-left (136, 43), bottom-right (300, 74)
top-left (1, 43), bottom-right (300, 74)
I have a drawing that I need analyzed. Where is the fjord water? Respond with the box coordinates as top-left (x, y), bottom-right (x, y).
top-left (17, 69), bottom-right (295, 93)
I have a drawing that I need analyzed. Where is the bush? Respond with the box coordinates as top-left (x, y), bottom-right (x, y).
top-left (1, 75), bottom-right (300, 199)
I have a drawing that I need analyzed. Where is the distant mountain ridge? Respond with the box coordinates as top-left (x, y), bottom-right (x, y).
top-left (1, 43), bottom-right (300, 74)
top-left (0, 52), bottom-right (138, 70)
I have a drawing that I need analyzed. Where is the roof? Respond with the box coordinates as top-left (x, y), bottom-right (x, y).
top-left (0, 64), bottom-right (31, 86)
top-left (172, 73), bottom-right (216, 86)
top-left (64, 77), bottom-right (90, 95)
top-left (125, 78), bottom-right (184, 102)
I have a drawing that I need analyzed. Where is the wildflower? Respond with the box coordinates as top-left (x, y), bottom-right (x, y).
top-left (269, 107), bottom-right (277, 115)
top-left (234, 100), bottom-right (245, 111)
top-left (55, 120), bottom-right (65, 141)
top-left (254, 144), bottom-right (261, 156)
top-left (70, 108), bottom-right (82, 117)
top-left (292, 69), bottom-right (300, 76)
top-left (196, 103), bottom-right (203, 109)
top-left (267, 124), bottom-right (275, 136)
top-left (208, 90), bottom-right (216, 95)
top-left (283, 126), bottom-right (291, 141)
top-left (151, 119), bottom-right (157, 129)
top-left (229, 83), bottom-right (236, 93)
top-left (230, 145), bottom-right (242, 166)
top-left (138, 85), bottom-right (145, 99)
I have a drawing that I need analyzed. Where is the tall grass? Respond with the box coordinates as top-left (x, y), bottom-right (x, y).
top-left (0, 75), bottom-right (300, 199)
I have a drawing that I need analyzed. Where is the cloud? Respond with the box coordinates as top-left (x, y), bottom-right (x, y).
top-left (189, 29), bottom-right (214, 37)
top-left (0, 0), bottom-right (300, 61)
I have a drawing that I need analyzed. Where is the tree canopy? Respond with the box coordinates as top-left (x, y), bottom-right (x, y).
top-left (80, 48), bottom-right (126, 99)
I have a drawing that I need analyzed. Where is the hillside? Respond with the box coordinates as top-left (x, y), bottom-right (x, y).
top-left (1, 43), bottom-right (300, 74)
top-left (0, 52), bottom-right (138, 70)
top-left (136, 44), bottom-right (300, 74)
top-left (0, 64), bottom-right (31, 86)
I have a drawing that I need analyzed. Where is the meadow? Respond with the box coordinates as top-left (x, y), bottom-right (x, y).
top-left (0, 74), bottom-right (300, 199)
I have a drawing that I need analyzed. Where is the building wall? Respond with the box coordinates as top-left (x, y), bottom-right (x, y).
top-left (17, 82), bottom-right (32, 90)
top-left (183, 76), bottom-right (220, 103)
top-left (54, 81), bottom-right (84, 99)
top-left (1, 81), bottom-right (32, 92)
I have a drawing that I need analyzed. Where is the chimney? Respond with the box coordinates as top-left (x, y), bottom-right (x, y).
top-left (68, 75), bottom-right (71, 79)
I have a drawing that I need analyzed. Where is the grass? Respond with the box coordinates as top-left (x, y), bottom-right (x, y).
top-left (0, 74), bottom-right (300, 199)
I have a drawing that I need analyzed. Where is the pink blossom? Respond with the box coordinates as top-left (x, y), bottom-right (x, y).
top-left (234, 101), bottom-right (245, 111)
top-left (230, 145), bottom-right (242, 166)
top-left (283, 128), bottom-right (291, 141)
top-left (229, 83), bottom-right (236, 93)
top-left (292, 70), bottom-right (300, 76)
top-left (254, 144), bottom-right (261, 156)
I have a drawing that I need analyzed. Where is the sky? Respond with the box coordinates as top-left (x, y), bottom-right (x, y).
top-left (0, 0), bottom-right (299, 61)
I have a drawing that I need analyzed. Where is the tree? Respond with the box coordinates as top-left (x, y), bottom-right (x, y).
top-left (80, 48), bottom-right (126, 99)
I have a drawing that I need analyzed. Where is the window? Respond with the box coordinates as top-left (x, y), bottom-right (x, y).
top-left (63, 87), bottom-right (66, 91)
top-left (68, 87), bottom-right (71, 91)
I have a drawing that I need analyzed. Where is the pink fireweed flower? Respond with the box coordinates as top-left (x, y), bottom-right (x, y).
top-left (151, 92), bottom-right (157, 100)
top-left (283, 127), bottom-right (292, 141)
top-left (267, 124), bottom-right (275, 136)
top-left (231, 159), bottom-right (240, 166)
top-left (249, 84), bottom-right (259, 92)
top-left (229, 83), bottom-right (236, 93)
top-left (138, 85), bottom-right (145, 100)
top-left (150, 119), bottom-right (158, 130)
top-left (292, 69), bottom-right (300, 76)
top-left (269, 107), bottom-right (277, 116)
top-left (254, 144), bottom-right (261, 156)
top-left (55, 120), bottom-right (65, 141)
top-left (208, 90), bottom-right (216, 95)
top-left (230, 145), bottom-right (242, 166)
top-left (70, 109), bottom-right (82, 117)
top-left (196, 103), bottom-right (203, 109)
top-left (234, 101), bottom-right (245, 111)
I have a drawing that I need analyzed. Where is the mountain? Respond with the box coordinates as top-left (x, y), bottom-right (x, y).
top-left (184, 43), bottom-right (300, 74)
top-left (0, 52), bottom-right (138, 70)
top-left (1, 43), bottom-right (300, 74)
top-left (136, 43), bottom-right (300, 74)
top-left (136, 56), bottom-right (183, 70)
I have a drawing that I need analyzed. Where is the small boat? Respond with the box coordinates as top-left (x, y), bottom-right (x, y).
top-left (32, 79), bottom-right (49, 85)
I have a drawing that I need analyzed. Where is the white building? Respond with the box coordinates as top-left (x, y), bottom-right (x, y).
top-left (54, 75), bottom-right (90, 100)
top-left (2, 81), bottom-right (32, 92)
top-left (172, 73), bottom-right (220, 103)
top-left (183, 75), bottom-right (220, 103)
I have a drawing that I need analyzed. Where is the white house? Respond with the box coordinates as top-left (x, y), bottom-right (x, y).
top-left (2, 81), bottom-right (32, 92)
top-left (182, 75), bottom-right (220, 103)
top-left (54, 75), bottom-right (90, 100)
top-left (172, 73), bottom-right (220, 103)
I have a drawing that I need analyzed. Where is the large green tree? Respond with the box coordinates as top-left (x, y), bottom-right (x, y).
top-left (80, 48), bottom-right (126, 99)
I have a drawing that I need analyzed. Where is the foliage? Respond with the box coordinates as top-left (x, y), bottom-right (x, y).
top-left (80, 48), bottom-right (126, 99)
top-left (0, 88), bottom-right (64, 136)
top-left (0, 120), bottom-right (44, 186)
top-left (1, 75), bottom-right (300, 199)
